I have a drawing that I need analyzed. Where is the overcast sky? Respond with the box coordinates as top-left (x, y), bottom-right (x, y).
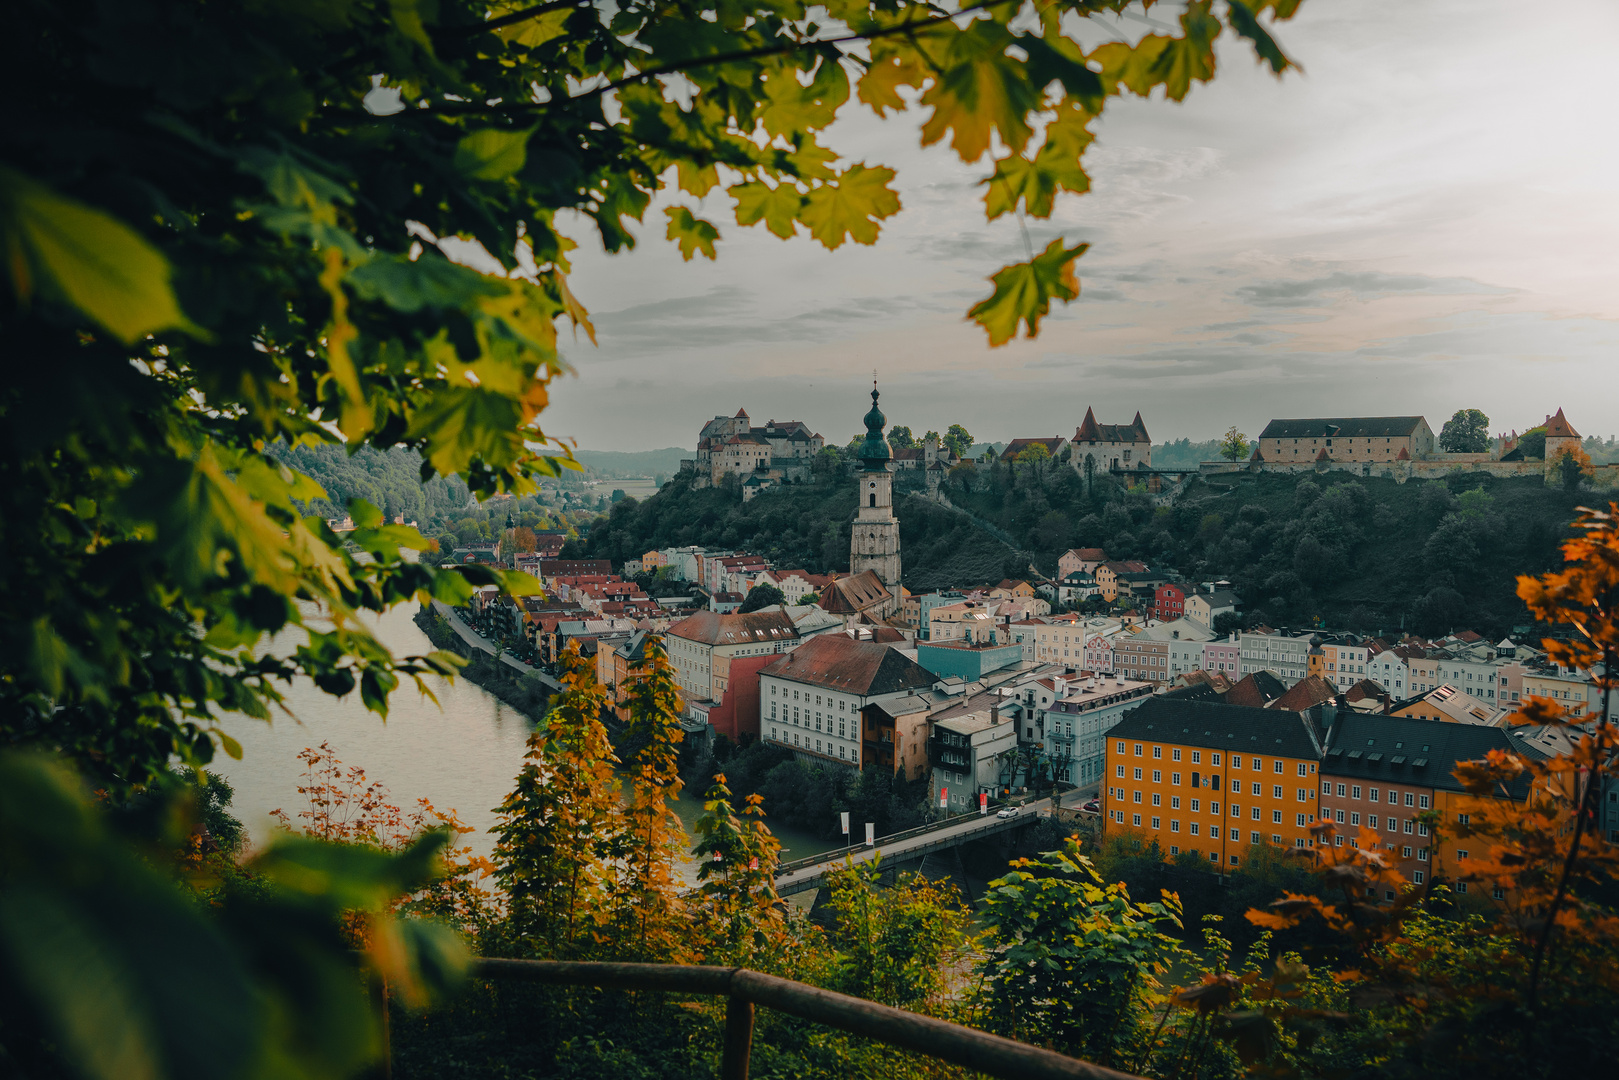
top-left (540, 0), bottom-right (1619, 452)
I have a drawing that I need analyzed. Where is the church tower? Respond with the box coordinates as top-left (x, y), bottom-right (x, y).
top-left (850, 382), bottom-right (902, 601)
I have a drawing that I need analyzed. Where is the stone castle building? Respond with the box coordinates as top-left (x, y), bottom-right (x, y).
top-left (1255, 416), bottom-right (1436, 464)
top-left (690, 409), bottom-right (824, 487)
top-left (1072, 407), bottom-right (1151, 476)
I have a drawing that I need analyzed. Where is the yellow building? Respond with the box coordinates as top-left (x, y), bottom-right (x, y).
top-left (1520, 670), bottom-right (1595, 720)
top-left (1102, 697), bottom-right (1325, 868)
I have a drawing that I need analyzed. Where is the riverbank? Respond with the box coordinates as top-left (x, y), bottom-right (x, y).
top-left (414, 603), bottom-right (554, 719)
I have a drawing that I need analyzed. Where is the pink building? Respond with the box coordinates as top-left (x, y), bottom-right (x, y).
top-left (1204, 638), bottom-right (1241, 676)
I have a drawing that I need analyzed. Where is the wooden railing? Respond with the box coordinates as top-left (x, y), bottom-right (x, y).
top-left (444, 958), bottom-right (1145, 1080)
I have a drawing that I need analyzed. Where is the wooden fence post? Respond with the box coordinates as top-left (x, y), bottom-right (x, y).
top-left (720, 994), bottom-right (755, 1080)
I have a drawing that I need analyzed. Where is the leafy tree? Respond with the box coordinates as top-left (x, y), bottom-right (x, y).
top-left (922, 430), bottom-right (942, 445)
top-left (825, 857), bottom-right (971, 1013)
top-left (943, 424), bottom-right (976, 460)
top-left (1439, 408), bottom-right (1491, 453)
top-left (1219, 425), bottom-right (1250, 462)
top-left (1555, 445), bottom-right (1595, 491)
top-left (1211, 611), bottom-right (1244, 638)
top-left (1016, 441), bottom-right (1052, 465)
top-left (1516, 426), bottom-right (1549, 459)
top-left (796, 592), bottom-right (820, 606)
top-left (690, 773), bottom-right (785, 964)
top-left (739, 583), bottom-right (786, 612)
top-left (976, 838), bottom-right (1183, 1070)
top-left (887, 425), bottom-right (916, 449)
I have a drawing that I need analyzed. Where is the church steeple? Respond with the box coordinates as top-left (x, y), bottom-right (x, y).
top-left (858, 380), bottom-right (891, 470)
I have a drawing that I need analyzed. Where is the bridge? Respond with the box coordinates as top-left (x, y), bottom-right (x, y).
top-left (772, 798), bottom-right (1054, 896)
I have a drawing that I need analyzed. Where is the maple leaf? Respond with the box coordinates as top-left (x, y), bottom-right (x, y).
top-left (730, 180), bottom-right (804, 239)
top-left (759, 55), bottom-right (850, 137)
top-left (968, 238), bottom-right (1087, 346)
top-left (1227, 0), bottom-right (1295, 74)
top-left (798, 165), bottom-right (901, 250)
top-left (858, 38), bottom-right (929, 116)
top-left (664, 207), bottom-right (720, 261)
top-left (919, 19), bottom-right (1043, 162)
top-left (983, 105), bottom-right (1095, 220)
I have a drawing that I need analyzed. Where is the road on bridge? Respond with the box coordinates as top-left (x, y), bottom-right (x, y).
top-left (774, 796), bottom-right (1065, 896)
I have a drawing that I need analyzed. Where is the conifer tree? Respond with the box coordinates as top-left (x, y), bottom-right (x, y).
top-left (608, 637), bottom-right (690, 960)
top-left (692, 774), bottom-right (785, 964)
top-left (490, 644), bottom-right (618, 957)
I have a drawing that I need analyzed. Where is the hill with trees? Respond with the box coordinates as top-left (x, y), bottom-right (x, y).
top-left (582, 453), bottom-right (1598, 637)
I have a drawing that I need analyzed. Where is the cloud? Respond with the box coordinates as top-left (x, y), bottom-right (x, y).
top-left (1234, 269), bottom-right (1514, 308)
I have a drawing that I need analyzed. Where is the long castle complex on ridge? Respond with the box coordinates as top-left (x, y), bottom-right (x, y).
top-left (689, 409), bottom-right (824, 489)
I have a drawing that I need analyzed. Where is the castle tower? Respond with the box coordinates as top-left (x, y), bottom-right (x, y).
top-left (850, 382), bottom-right (902, 600)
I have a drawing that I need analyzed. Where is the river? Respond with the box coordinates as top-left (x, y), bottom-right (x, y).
top-left (210, 602), bottom-right (844, 881)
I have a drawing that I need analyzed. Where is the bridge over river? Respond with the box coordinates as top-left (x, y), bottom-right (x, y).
top-left (772, 799), bottom-right (1057, 896)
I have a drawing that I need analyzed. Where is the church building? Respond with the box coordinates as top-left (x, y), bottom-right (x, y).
top-left (821, 383), bottom-right (903, 622)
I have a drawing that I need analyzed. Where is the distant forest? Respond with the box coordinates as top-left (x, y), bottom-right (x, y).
top-left (267, 443), bottom-right (473, 523)
top-left (580, 452), bottom-right (1597, 638)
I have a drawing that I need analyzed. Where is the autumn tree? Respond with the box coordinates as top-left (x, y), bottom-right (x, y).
top-left (608, 637), bottom-right (689, 961)
top-left (690, 774), bottom-right (786, 965)
top-left (1555, 445), bottom-right (1595, 491)
top-left (490, 645), bottom-right (620, 958)
top-left (1440, 407), bottom-right (1491, 453)
top-left (1219, 426), bottom-right (1250, 461)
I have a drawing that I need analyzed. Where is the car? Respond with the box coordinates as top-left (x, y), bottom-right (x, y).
top-left (1081, 799), bottom-right (1101, 813)
top-left (995, 805), bottom-right (1021, 819)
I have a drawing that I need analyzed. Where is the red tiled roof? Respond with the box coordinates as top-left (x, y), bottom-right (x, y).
top-left (1543, 408), bottom-right (1579, 438)
top-left (820, 570), bottom-right (892, 614)
top-left (667, 608), bottom-right (799, 646)
top-left (1270, 676), bottom-right (1337, 712)
top-left (1074, 406), bottom-right (1150, 445)
top-left (760, 633), bottom-right (934, 696)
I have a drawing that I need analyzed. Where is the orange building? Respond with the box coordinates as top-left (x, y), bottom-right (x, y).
top-left (1102, 697), bottom-right (1326, 868)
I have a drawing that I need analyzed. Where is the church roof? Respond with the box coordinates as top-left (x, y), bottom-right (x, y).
top-left (820, 570), bottom-right (893, 614)
top-left (1073, 406), bottom-right (1150, 445)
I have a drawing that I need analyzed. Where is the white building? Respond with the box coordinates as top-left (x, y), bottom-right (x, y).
top-left (930, 709), bottom-right (1019, 812)
top-left (759, 633), bottom-right (936, 768)
top-left (1039, 673), bottom-right (1155, 787)
top-left (1239, 629), bottom-right (1312, 686)
top-left (665, 608), bottom-right (801, 716)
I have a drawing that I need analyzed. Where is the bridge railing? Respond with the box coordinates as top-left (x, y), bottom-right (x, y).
top-left (437, 958), bottom-right (1143, 1080)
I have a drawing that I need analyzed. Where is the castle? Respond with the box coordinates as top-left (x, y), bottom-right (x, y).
top-left (690, 409), bottom-right (824, 488)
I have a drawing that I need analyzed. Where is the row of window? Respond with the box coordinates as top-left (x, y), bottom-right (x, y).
top-left (1118, 741), bottom-right (1311, 774)
top-left (1327, 808), bottom-right (1427, 834)
top-left (1113, 811), bottom-right (1311, 834)
top-left (769, 727), bottom-right (854, 761)
top-left (770, 703), bottom-right (853, 738)
top-left (1118, 777), bottom-right (1311, 801)
top-left (771, 685), bottom-right (849, 710)
top-left (1322, 782), bottom-right (1427, 807)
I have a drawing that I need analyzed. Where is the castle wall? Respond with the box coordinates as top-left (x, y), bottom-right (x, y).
top-left (1198, 457), bottom-right (1619, 487)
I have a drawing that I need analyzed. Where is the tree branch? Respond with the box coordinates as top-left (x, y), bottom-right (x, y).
top-left (449, 0), bottom-right (589, 37)
top-left (421, 0), bottom-right (1022, 116)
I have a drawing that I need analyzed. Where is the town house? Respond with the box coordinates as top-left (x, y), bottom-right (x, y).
top-left (760, 634), bottom-right (937, 768)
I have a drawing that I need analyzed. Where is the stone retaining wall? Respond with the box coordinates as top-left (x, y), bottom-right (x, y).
top-left (1198, 457), bottom-right (1619, 487)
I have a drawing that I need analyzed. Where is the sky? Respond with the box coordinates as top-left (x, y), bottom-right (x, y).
top-left (536, 0), bottom-right (1619, 452)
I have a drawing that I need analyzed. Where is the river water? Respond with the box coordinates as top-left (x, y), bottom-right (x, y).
top-left (210, 603), bottom-right (843, 879)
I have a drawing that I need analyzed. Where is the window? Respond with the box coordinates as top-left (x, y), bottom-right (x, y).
top-left (1274, 785), bottom-right (1283, 799)
top-left (1231, 804), bottom-right (1241, 818)
top-left (1116, 741), bottom-right (1125, 753)
top-left (1232, 756), bottom-right (1243, 770)
top-left (1252, 782), bottom-right (1262, 796)
top-left (1493, 888), bottom-right (1505, 900)
top-left (1191, 799), bottom-right (1201, 812)
top-left (1273, 810), bottom-right (1283, 823)
top-left (1231, 779), bottom-right (1241, 793)
top-left (1172, 772), bottom-right (1182, 786)
top-left (1352, 785), bottom-right (1361, 800)
top-left (1458, 813), bottom-right (1470, 825)
top-left (1116, 764), bottom-right (1125, 778)
top-left (1133, 791), bottom-right (1142, 803)
top-left (1417, 823), bottom-right (1428, 837)
top-left (1401, 845), bottom-right (1412, 858)
top-left (1151, 816), bottom-right (1161, 829)
top-left (1297, 789), bottom-right (1307, 802)
top-left (1335, 809), bottom-right (1345, 823)
top-left (1251, 807), bottom-right (1261, 820)
top-left (1458, 882), bottom-right (1469, 894)
top-left (1404, 792), bottom-right (1415, 807)
top-left (1152, 794), bottom-right (1161, 806)
top-left (1212, 753), bottom-right (1222, 765)
top-left (1296, 813), bottom-right (1306, 826)
top-left (1172, 748), bottom-right (1182, 761)
top-left (1152, 770), bottom-right (1162, 783)
top-left (1132, 814), bottom-right (1142, 826)
top-left (1190, 771), bottom-right (1201, 787)
top-left (1370, 789), bottom-right (1379, 803)
top-left (1336, 783), bottom-right (1346, 796)
top-left (1134, 744), bottom-right (1144, 757)
top-left (1210, 802), bottom-right (1220, 815)
top-left (1297, 763), bottom-right (1308, 777)
top-left (1351, 812), bottom-right (1361, 825)
top-left (1171, 797), bottom-right (1181, 809)
top-left (1133, 768), bottom-right (1142, 781)
top-left (1276, 760), bottom-right (1285, 775)
top-left (1414, 871), bottom-right (1425, 884)
top-left (1191, 751), bottom-right (1202, 763)
top-left (1456, 850), bottom-right (1468, 861)
top-left (1418, 847), bottom-right (1428, 861)
top-left (1418, 795), bottom-right (1430, 809)
top-left (1369, 815), bottom-right (1379, 828)
top-left (1210, 827), bottom-right (1220, 839)
top-left (1153, 746), bottom-right (1162, 759)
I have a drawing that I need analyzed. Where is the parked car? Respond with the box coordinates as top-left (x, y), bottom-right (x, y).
top-left (1081, 798), bottom-right (1100, 813)
top-left (995, 805), bottom-right (1020, 820)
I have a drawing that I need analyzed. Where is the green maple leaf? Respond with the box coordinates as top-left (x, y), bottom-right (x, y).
top-left (759, 55), bottom-right (850, 137)
top-left (1226, 0), bottom-right (1294, 74)
top-left (731, 181), bottom-right (804, 239)
top-left (969, 238), bottom-right (1088, 346)
top-left (799, 165), bottom-right (901, 250)
top-left (1093, 3), bottom-right (1220, 102)
top-left (664, 207), bottom-right (720, 261)
top-left (983, 105), bottom-right (1095, 220)
top-left (919, 20), bottom-right (1042, 162)
top-left (453, 126), bottom-right (535, 181)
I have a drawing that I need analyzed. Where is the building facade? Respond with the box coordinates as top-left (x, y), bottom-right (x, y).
top-left (666, 608), bottom-right (801, 717)
top-left (849, 384), bottom-right (902, 612)
top-left (760, 634), bottom-right (937, 767)
top-left (1102, 698), bottom-right (1326, 866)
top-left (1071, 407), bottom-right (1151, 475)
top-left (1041, 674), bottom-right (1154, 786)
top-left (1255, 417), bottom-right (1437, 464)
